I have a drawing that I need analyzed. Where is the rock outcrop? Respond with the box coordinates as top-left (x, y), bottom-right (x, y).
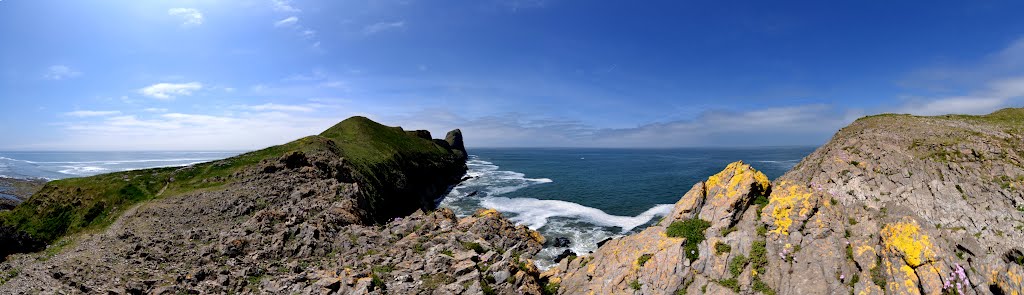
top-left (0, 117), bottom-right (551, 294)
top-left (543, 109), bottom-right (1024, 294)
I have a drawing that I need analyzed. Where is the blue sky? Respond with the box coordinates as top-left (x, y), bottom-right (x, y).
top-left (1, 0), bottom-right (1024, 150)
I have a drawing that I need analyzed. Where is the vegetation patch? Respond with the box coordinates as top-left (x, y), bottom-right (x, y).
top-left (542, 282), bottom-right (560, 295)
top-left (729, 254), bottom-right (747, 277)
top-left (637, 253), bottom-right (653, 267)
top-left (752, 278), bottom-right (776, 295)
top-left (716, 278), bottom-right (740, 292)
top-left (461, 241), bottom-right (485, 254)
top-left (714, 241), bottom-right (732, 255)
top-left (421, 273), bottom-right (455, 290)
top-left (666, 218), bottom-right (712, 261)
top-left (629, 279), bottom-right (642, 290)
top-left (869, 256), bottom-right (886, 290)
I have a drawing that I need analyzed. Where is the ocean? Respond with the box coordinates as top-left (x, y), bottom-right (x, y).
top-left (0, 147), bottom-right (815, 267)
top-left (0, 151), bottom-right (241, 180)
top-left (442, 147), bottom-right (815, 268)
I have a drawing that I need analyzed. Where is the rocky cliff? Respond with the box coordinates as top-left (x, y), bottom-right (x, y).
top-left (0, 117), bottom-right (552, 294)
top-left (542, 108), bottom-right (1024, 294)
top-left (2, 108), bottom-right (1023, 294)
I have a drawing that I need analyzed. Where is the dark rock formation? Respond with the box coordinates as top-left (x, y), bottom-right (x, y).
top-left (552, 237), bottom-right (571, 248)
top-left (0, 226), bottom-right (44, 261)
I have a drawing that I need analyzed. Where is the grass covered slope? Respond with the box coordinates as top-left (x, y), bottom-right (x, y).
top-left (0, 116), bottom-right (467, 244)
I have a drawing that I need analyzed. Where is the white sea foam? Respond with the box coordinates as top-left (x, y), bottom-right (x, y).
top-left (480, 197), bottom-right (672, 233)
top-left (58, 166), bottom-right (109, 175)
top-left (443, 155), bottom-right (676, 269)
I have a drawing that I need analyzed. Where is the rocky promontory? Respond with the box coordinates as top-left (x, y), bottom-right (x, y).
top-left (0, 117), bottom-right (549, 294)
top-left (542, 108), bottom-right (1024, 294)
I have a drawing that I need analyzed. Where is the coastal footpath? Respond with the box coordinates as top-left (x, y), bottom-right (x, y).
top-left (1, 109), bottom-right (1023, 294)
top-left (542, 109), bottom-right (1024, 294)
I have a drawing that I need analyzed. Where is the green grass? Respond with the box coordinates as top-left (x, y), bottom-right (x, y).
top-left (870, 256), bottom-right (886, 291)
top-left (714, 241), bottom-right (732, 255)
top-left (542, 282), bottom-right (560, 295)
top-left (637, 253), bottom-right (653, 266)
top-left (716, 278), bottom-right (740, 292)
top-left (461, 241), bottom-right (485, 254)
top-left (629, 279), bottom-right (642, 290)
top-left (749, 240), bottom-right (768, 276)
top-left (0, 116), bottom-right (466, 247)
top-left (752, 278), bottom-right (776, 295)
top-left (729, 254), bottom-right (747, 277)
top-left (666, 218), bottom-right (711, 261)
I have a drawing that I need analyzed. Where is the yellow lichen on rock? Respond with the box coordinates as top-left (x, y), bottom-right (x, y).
top-left (768, 181), bottom-right (814, 235)
top-left (880, 218), bottom-right (934, 267)
top-left (703, 161), bottom-right (770, 199)
top-left (474, 208), bottom-right (501, 218)
top-left (528, 229), bottom-right (546, 245)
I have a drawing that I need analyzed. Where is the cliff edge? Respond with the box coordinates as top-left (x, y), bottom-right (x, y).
top-left (543, 108), bottom-right (1024, 294)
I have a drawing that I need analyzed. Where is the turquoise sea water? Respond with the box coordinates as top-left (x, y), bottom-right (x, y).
top-left (441, 147), bottom-right (815, 268)
top-left (0, 147), bottom-right (816, 267)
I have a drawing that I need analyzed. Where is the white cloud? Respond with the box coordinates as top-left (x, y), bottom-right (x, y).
top-left (64, 110), bottom-right (121, 117)
top-left (369, 104), bottom-right (858, 148)
top-left (168, 8), bottom-right (203, 26)
top-left (44, 65), bottom-right (81, 80)
top-left (363, 21), bottom-right (406, 35)
top-left (894, 76), bottom-right (1024, 116)
top-left (301, 29), bottom-right (316, 39)
top-left (139, 82), bottom-right (203, 100)
top-left (236, 103), bottom-right (315, 112)
top-left (143, 108), bottom-right (168, 113)
top-left (274, 16), bottom-right (299, 28)
top-left (270, 0), bottom-right (301, 12)
top-left (55, 111), bottom-right (342, 151)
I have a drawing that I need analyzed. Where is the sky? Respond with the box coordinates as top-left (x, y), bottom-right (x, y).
top-left (1, 0), bottom-right (1024, 151)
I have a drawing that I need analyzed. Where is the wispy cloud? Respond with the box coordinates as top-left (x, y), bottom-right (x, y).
top-left (274, 16), bottom-right (299, 28)
top-left (236, 103), bottom-right (315, 112)
top-left (56, 111), bottom-right (341, 150)
top-left (894, 76), bottom-right (1024, 116)
top-left (494, 0), bottom-right (547, 12)
top-left (64, 110), bottom-right (121, 117)
top-left (363, 21), bottom-right (406, 35)
top-left (43, 65), bottom-right (81, 80)
top-left (270, 0), bottom-right (301, 13)
top-left (891, 38), bottom-right (1024, 116)
top-left (168, 8), bottom-right (203, 26)
top-left (143, 108), bottom-right (168, 113)
top-left (371, 104), bottom-right (858, 148)
top-left (139, 82), bottom-right (203, 100)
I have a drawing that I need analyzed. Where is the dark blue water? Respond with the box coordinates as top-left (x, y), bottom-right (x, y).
top-left (441, 147), bottom-right (815, 268)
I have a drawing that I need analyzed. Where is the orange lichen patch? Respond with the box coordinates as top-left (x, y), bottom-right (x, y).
top-left (474, 208), bottom-right (501, 218)
top-left (768, 181), bottom-right (815, 235)
top-left (880, 218), bottom-right (935, 267)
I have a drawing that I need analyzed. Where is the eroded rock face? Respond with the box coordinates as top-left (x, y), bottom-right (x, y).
top-left (541, 161), bottom-right (771, 294)
top-left (545, 111), bottom-right (1024, 294)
